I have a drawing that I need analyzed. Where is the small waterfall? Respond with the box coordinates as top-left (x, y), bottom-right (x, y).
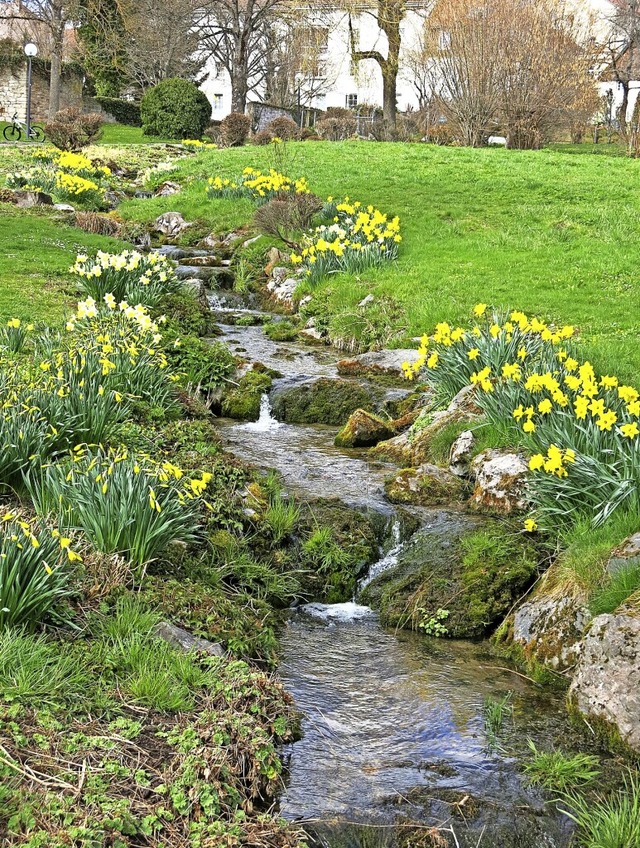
top-left (358, 519), bottom-right (403, 593)
top-left (242, 393), bottom-right (282, 432)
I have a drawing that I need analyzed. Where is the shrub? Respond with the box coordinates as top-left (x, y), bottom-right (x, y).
top-left (220, 111), bottom-right (251, 147)
top-left (253, 193), bottom-right (322, 242)
top-left (44, 108), bottom-right (103, 151)
top-left (93, 96), bottom-right (141, 126)
top-left (253, 129), bottom-right (273, 146)
top-left (316, 115), bottom-right (357, 141)
top-left (203, 121), bottom-right (221, 144)
top-left (140, 78), bottom-right (212, 140)
top-left (265, 116), bottom-right (299, 140)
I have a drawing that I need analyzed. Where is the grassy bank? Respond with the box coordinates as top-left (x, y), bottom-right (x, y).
top-left (115, 140), bottom-right (640, 381)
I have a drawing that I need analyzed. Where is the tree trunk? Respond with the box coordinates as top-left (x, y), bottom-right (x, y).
top-left (619, 80), bottom-right (630, 139)
top-left (381, 64), bottom-right (396, 128)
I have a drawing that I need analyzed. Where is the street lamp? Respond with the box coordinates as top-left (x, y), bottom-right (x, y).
top-left (295, 73), bottom-right (304, 129)
top-left (24, 42), bottom-right (38, 141)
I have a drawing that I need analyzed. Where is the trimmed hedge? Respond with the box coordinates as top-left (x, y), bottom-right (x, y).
top-left (140, 78), bottom-right (212, 140)
top-left (94, 97), bottom-right (141, 127)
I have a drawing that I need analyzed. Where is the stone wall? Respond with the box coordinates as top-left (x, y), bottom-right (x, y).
top-left (0, 62), bottom-right (84, 124)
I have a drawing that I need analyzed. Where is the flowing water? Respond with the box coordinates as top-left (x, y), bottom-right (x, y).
top-left (189, 272), bottom-right (577, 847)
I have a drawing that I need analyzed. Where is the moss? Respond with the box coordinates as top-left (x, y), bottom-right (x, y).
top-left (566, 698), bottom-right (640, 762)
top-left (263, 320), bottom-right (299, 342)
top-left (270, 377), bottom-right (376, 426)
top-left (159, 290), bottom-right (213, 337)
top-left (221, 370), bottom-right (272, 421)
top-left (362, 518), bottom-right (539, 638)
top-left (384, 466), bottom-right (465, 506)
top-left (334, 409), bottom-right (395, 448)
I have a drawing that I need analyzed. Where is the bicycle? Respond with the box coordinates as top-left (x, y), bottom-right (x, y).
top-left (3, 112), bottom-right (45, 142)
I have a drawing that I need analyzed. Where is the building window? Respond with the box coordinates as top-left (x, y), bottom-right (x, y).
top-left (212, 94), bottom-right (223, 111)
top-left (346, 93), bottom-right (358, 109)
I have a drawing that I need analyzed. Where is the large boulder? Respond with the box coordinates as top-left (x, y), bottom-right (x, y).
top-left (449, 429), bottom-right (475, 477)
top-left (337, 349), bottom-right (420, 379)
top-left (384, 464), bottom-right (465, 507)
top-left (154, 211), bottom-right (191, 236)
top-left (335, 409), bottom-right (396, 448)
top-left (512, 595), bottom-right (592, 671)
top-left (469, 449), bottom-right (529, 514)
top-left (221, 370), bottom-right (272, 421)
top-left (569, 614), bottom-right (640, 754)
top-left (361, 512), bottom-right (538, 639)
top-left (270, 377), bottom-right (376, 426)
top-left (14, 190), bottom-right (53, 207)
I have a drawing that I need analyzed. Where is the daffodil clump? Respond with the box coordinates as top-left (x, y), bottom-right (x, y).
top-left (0, 511), bottom-right (80, 629)
top-left (70, 249), bottom-right (181, 307)
top-left (406, 305), bottom-right (640, 528)
top-left (182, 139), bottom-right (216, 149)
top-left (4, 147), bottom-right (111, 208)
top-left (206, 167), bottom-right (310, 203)
top-left (290, 197), bottom-right (402, 282)
top-left (0, 317), bottom-right (34, 353)
top-left (27, 447), bottom-right (211, 567)
top-left (0, 298), bottom-right (179, 489)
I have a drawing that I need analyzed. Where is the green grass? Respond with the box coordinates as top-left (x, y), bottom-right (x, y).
top-left (141, 140), bottom-right (640, 382)
top-left (560, 771), bottom-right (640, 848)
top-left (97, 123), bottom-right (183, 145)
top-left (0, 205), bottom-right (125, 323)
top-left (524, 740), bottom-right (600, 792)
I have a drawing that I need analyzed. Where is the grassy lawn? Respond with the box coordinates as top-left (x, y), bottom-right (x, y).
top-left (97, 123), bottom-right (182, 145)
top-left (119, 140), bottom-right (640, 381)
top-left (0, 206), bottom-right (124, 323)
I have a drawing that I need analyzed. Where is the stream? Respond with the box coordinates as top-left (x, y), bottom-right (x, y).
top-left (176, 246), bottom-right (577, 847)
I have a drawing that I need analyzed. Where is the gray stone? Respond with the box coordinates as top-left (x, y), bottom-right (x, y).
top-left (358, 294), bottom-right (375, 307)
top-left (53, 202), bottom-right (75, 212)
top-left (181, 277), bottom-right (206, 298)
top-left (449, 429), bottom-right (475, 477)
top-left (607, 532), bottom-right (640, 577)
top-left (569, 614), bottom-right (640, 754)
top-left (154, 180), bottom-right (181, 196)
top-left (154, 621), bottom-right (224, 657)
top-left (242, 235), bottom-right (261, 248)
top-left (335, 409), bottom-right (396, 448)
top-left (14, 190), bottom-right (53, 207)
top-left (513, 595), bottom-right (592, 670)
top-left (154, 211), bottom-right (191, 236)
top-left (337, 349), bottom-right (420, 378)
top-left (410, 385), bottom-right (482, 464)
top-left (469, 449), bottom-right (529, 514)
top-left (299, 327), bottom-right (324, 342)
top-left (385, 463), bottom-right (465, 507)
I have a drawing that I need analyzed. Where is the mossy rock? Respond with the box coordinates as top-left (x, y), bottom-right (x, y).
top-left (221, 370), bottom-right (272, 421)
top-left (361, 514), bottom-right (539, 639)
top-left (335, 409), bottom-right (396, 448)
top-left (297, 498), bottom-right (380, 603)
top-left (270, 377), bottom-right (376, 426)
top-left (384, 464), bottom-right (465, 506)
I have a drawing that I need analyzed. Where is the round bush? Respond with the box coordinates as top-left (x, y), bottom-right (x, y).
top-left (140, 78), bottom-right (212, 140)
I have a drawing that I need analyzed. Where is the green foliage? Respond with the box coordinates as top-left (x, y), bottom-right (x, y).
top-left (418, 607), bottom-right (450, 636)
top-left (484, 691), bottom-right (513, 737)
top-left (141, 78), bottom-right (212, 140)
top-left (560, 770), bottom-right (640, 848)
top-left (263, 495), bottom-right (300, 544)
top-left (94, 97), bottom-right (141, 126)
top-left (167, 335), bottom-right (235, 392)
top-left (44, 108), bottom-right (103, 152)
top-left (263, 319), bottom-right (299, 341)
top-left (524, 741), bottom-right (600, 791)
top-left (220, 112), bottom-right (252, 147)
top-left (159, 290), bottom-right (211, 337)
top-left (270, 377), bottom-right (374, 425)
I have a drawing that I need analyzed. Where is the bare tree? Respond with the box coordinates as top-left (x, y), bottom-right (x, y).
top-left (347, 0), bottom-right (406, 129)
top-left (601, 0), bottom-right (640, 138)
top-left (199, 0), bottom-right (292, 113)
top-left (418, 0), bottom-right (599, 148)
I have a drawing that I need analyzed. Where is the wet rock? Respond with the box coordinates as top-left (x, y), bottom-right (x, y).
top-left (155, 211), bottom-right (191, 236)
top-left (154, 621), bottom-right (224, 656)
top-left (512, 595), bottom-right (592, 671)
top-left (175, 264), bottom-right (218, 282)
top-left (53, 202), bottom-right (75, 212)
top-left (181, 277), bottom-right (207, 299)
top-left (180, 255), bottom-right (220, 267)
top-left (449, 429), bottom-right (475, 477)
top-left (299, 327), bottom-right (325, 343)
top-left (411, 385), bottom-right (482, 464)
top-left (335, 409), bottom-right (396, 448)
top-left (13, 190), bottom-right (53, 207)
top-left (362, 511), bottom-right (536, 638)
top-left (270, 377), bottom-right (376, 426)
top-left (134, 190), bottom-right (153, 199)
top-left (469, 449), bottom-right (529, 514)
top-left (371, 431), bottom-right (412, 465)
top-left (384, 464), bottom-right (465, 507)
top-left (154, 180), bottom-right (181, 196)
top-left (337, 349), bottom-right (420, 379)
top-left (569, 614), bottom-right (640, 754)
